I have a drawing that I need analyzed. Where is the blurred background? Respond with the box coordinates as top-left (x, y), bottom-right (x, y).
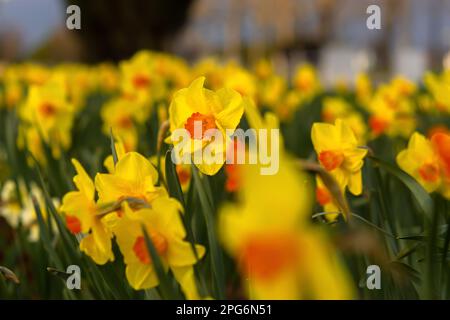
top-left (1, 0), bottom-right (450, 85)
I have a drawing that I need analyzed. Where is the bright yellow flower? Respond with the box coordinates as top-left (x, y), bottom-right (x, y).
top-left (274, 90), bottom-right (302, 121)
top-left (321, 97), bottom-right (367, 144)
top-left (258, 75), bottom-right (286, 108)
top-left (367, 85), bottom-right (416, 138)
top-left (101, 98), bottom-right (139, 152)
top-left (397, 132), bottom-right (450, 199)
top-left (253, 59), bottom-right (274, 80)
top-left (60, 159), bottom-right (114, 265)
top-left (222, 63), bottom-right (257, 99)
top-left (17, 125), bottom-right (46, 166)
top-left (391, 76), bottom-right (416, 97)
top-left (219, 156), bottom-right (354, 299)
top-left (120, 50), bottom-right (166, 110)
top-left (110, 201), bottom-right (205, 298)
top-left (191, 57), bottom-right (223, 90)
top-left (95, 152), bottom-right (166, 206)
top-left (292, 64), bottom-right (321, 99)
top-left (311, 119), bottom-right (367, 195)
top-left (20, 74), bottom-right (75, 158)
top-left (167, 77), bottom-right (245, 175)
top-left (315, 175), bottom-right (340, 222)
top-left (96, 63), bottom-right (120, 93)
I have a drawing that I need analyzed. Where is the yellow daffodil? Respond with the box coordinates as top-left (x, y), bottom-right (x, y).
top-left (167, 76), bottom-right (245, 175)
top-left (219, 156), bottom-right (354, 299)
top-left (367, 85), bottom-right (416, 138)
top-left (120, 50), bottom-right (166, 111)
top-left (222, 63), bottom-right (257, 99)
top-left (397, 132), bottom-right (450, 199)
top-left (95, 152), bottom-right (166, 206)
top-left (321, 97), bottom-right (367, 144)
top-left (292, 64), bottom-right (321, 100)
top-left (311, 119), bottom-right (367, 195)
top-left (111, 201), bottom-right (205, 298)
top-left (315, 175), bottom-right (340, 221)
top-left (101, 98), bottom-right (139, 152)
top-left (20, 74), bottom-right (75, 158)
top-left (60, 159), bottom-right (114, 264)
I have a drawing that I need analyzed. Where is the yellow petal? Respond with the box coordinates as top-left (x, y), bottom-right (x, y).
top-left (311, 122), bottom-right (339, 152)
top-left (171, 266), bottom-right (202, 299)
top-left (71, 159), bottom-right (94, 200)
top-left (215, 87), bottom-right (244, 130)
top-left (126, 262), bottom-right (158, 290)
top-left (115, 152), bottom-right (158, 185)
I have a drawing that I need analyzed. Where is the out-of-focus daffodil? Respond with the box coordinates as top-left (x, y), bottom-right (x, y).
top-left (315, 175), bottom-right (340, 221)
top-left (311, 119), bottom-right (367, 195)
top-left (292, 64), bottom-right (321, 101)
top-left (19, 74), bottom-right (75, 158)
top-left (397, 132), bottom-right (450, 199)
top-left (321, 97), bottom-right (367, 144)
top-left (219, 155), bottom-right (354, 299)
top-left (101, 98), bottom-right (139, 152)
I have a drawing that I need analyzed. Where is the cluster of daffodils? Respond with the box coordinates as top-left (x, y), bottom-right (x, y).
top-left (1, 49), bottom-right (450, 300)
top-left (60, 151), bottom-right (205, 299)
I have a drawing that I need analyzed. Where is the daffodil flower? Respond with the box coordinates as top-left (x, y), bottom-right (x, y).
top-left (111, 201), bottom-right (205, 298)
top-left (60, 159), bottom-right (114, 265)
top-left (95, 152), bottom-right (167, 206)
top-left (397, 132), bottom-right (450, 199)
top-left (167, 77), bottom-right (245, 175)
top-left (311, 119), bottom-right (367, 195)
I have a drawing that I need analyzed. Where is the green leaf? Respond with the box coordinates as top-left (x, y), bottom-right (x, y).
top-left (164, 149), bottom-right (185, 207)
top-left (369, 156), bottom-right (433, 218)
top-left (110, 128), bottom-right (118, 166)
top-left (191, 165), bottom-right (225, 299)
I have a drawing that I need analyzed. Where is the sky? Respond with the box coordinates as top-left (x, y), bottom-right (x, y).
top-left (0, 0), bottom-right (63, 54)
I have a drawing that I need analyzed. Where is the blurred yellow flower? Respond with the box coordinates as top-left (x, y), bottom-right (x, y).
top-left (293, 64), bottom-right (321, 100)
top-left (101, 98), bottom-right (139, 152)
top-left (315, 175), bottom-right (340, 221)
top-left (397, 132), bottom-right (450, 199)
top-left (219, 156), bottom-right (354, 299)
top-left (311, 119), bottom-right (367, 195)
top-left (321, 97), bottom-right (367, 144)
top-left (20, 74), bottom-right (75, 158)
